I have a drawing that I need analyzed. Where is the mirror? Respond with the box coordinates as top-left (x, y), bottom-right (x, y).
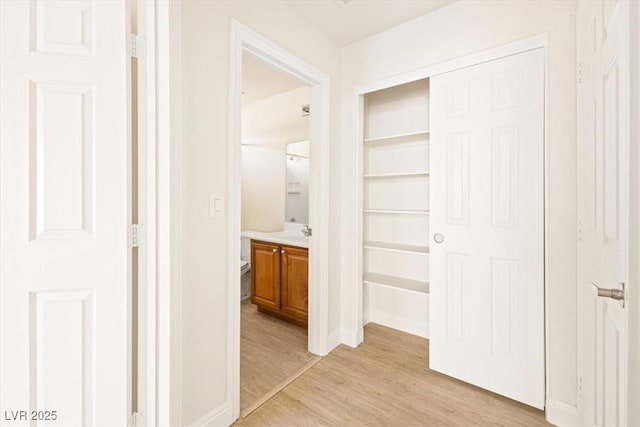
top-left (285, 141), bottom-right (309, 224)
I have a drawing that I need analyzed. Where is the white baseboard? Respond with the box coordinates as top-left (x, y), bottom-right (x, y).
top-left (367, 309), bottom-right (429, 338)
top-left (545, 399), bottom-right (578, 426)
top-left (339, 326), bottom-right (360, 348)
top-left (363, 309), bottom-right (371, 326)
top-left (328, 328), bottom-right (342, 352)
top-left (189, 402), bottom-right (231, 427)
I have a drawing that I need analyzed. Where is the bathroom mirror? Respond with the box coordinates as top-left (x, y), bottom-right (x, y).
top-left (285, 141), bottom-right (309, 224)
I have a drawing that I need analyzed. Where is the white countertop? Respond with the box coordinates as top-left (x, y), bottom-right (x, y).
top-left (241, 230), bottom-right (309, 249)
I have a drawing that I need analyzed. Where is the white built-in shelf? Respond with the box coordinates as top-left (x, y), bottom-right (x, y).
top-left (364, 241), bottom-right (429, 255)
top-left (364, 172), bottom-right (429, 179)
top-left (364, 130), bottom-right (429, 146)
top-left (363, 272), bottom-right (429, 294)
top-left (363, 209), bottom-right (429, 215)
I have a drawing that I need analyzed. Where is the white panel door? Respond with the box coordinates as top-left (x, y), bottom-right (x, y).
top-left (429, 49), bottom-right (545, 408)
top-left (577, 1), bottom-right (630, 425)
top-left (0, 1), bottom-right (130, 425)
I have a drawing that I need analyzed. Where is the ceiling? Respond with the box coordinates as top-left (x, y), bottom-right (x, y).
top-left (242, 1), bottom-right (456, 104)
top-left (283, 0), bottom-right (455, 46)
top-left (242, 52), bottom-right (306, 106)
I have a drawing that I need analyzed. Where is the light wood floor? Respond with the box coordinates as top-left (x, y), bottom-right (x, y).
top-left (241, 300), bottom-right (316, 412)
top-left (236, 323), bottom-right (550, 426)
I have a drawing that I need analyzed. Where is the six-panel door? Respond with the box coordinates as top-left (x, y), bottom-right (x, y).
top-left (251, 241), bottom-right (281, 311)
top-left (281, 245), bottom-right (309, 326)
top-left (0, 1), bottom-right (130, 425)
top-left (577, 1), bottom-right (630, 424)
top-left (429, 48), bottom-right (545, 409)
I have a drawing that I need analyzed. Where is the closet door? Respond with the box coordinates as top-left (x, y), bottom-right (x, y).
top-left (429, 49), bottom-right (544, 408)
top-left (0, 1), bottom-right (130, 424)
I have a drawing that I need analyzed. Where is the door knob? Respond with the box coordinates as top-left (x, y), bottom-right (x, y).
top-left (592, 282), bottom-right (625, 307)
top-left (281, 249), bottom-right (286, 254)
top-left (434, 233), bottom-right (444, 244)
top-left (272, 248), bottom-right (277, 253)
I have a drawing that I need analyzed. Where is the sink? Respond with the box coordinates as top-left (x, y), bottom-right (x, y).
top-left (269, 232), bottom-right (307, 241)
top-left (241, 230), bottom-right (309, 248)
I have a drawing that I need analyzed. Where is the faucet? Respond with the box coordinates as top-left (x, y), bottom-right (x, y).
top-left (302, 224), bottom-right (312, 237)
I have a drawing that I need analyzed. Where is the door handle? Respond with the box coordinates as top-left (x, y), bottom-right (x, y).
top-left (433, 233), bottom-right (444, 244)
top-left (272, 248), bottom-right (277, 253)
top-left (592, 282), bottom-right (625, 308)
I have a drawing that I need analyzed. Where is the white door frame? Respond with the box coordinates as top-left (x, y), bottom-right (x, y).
top-left (351, 32), bottom-right (552, 410)
top-left (138, 1), bottom-right (183, 425)
top-left (133, 2), bottom-right (154, 425)
top-left (227, 20), bottom-right (331, 421)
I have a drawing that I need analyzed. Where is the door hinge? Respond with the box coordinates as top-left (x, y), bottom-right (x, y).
top-left (577, 62), bottom-right (582, 83)
top-left (577, 220), bottom-right (582, 241)
top-left (128, 412), bottom-right (143, 427)
top-left (578, 376), bottom-right (583, 398)
top-left (128, 224), bottom-right (145, 248)
top-left (128, 33), bottom-right (145, 58)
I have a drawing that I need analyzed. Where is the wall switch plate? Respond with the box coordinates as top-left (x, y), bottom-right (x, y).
top-left (209, 193), bottom-right (224, 218)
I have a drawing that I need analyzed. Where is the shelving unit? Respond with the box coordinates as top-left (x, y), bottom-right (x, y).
top-left (363, 209), bottom-right (429, 215)
top-left (363, 241), bottom-right (429, 255)
top-left (364, 172), bottom-right (429, 179)
top-left (362, 78), bottom-right (430, 338)
top-left (363, 130), bottom-right (429, 146)
top-left (363, 272), bottom-right (429, 293)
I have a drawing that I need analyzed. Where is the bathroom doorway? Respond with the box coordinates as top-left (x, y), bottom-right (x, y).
top-left (238, 51), bottom-right (318, 416)
top-left (228, 22), bottom-right (332, 420)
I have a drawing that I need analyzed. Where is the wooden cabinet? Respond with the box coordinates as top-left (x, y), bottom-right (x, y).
top-left (250, 240), bottom-right (308, 327)
top-left (250, 241), bottom-right (281, 311)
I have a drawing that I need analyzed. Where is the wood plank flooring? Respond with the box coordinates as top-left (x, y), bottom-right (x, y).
top-left (241, 300), bottom-right (316, 412)
top-left (236, 323), bottom-right (550, 426)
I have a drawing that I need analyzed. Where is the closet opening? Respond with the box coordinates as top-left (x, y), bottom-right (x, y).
top-left (361, 79), bottom-right (431, 338)
top-left (356, 46), bottom-right (546, 410)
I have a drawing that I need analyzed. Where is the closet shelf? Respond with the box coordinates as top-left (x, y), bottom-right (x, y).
top-left (364, 172), bottom-right (429, 179)
top-left (364, 241), bottom-right (429, 255)
top-left (364, 130), bottom-right (429, 146)
top-left (364, 209), bottom-right (429, 215)
top-left (363, 272), bottom-right (429, 294)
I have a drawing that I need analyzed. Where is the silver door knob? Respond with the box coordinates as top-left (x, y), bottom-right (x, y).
top-left (434, 233), bottom-right (444, 244)
top-left (592, 282), bottom-right (625, 307)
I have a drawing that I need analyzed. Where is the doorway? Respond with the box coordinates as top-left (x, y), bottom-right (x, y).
top-left (227, 21), bottom-right (331, 421)
top-left (238, 51), bottom-right (318, 416)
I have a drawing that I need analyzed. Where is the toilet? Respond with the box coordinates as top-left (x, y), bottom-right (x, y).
top-left (240, 237), bottom-right (251, 300)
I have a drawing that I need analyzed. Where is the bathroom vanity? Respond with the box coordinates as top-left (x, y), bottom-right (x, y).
top-left (248, 235), bottom-right (308, 328)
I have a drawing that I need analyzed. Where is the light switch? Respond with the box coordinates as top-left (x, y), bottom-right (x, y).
top-left (209, 193), bottom-right (224, 218)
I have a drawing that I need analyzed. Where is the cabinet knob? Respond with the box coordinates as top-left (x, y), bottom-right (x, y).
top-left (272, 248), bottom-right (277, 253)
top-left (281, 249), bottom-right (286, 254)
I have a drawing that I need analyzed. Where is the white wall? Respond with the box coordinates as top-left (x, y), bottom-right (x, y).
top-left (242, 86), bottom-right (309, 145)
top-left (339, 0), bottom-right (579, 419)
top-left (241, 86), bottom-right (310, 232)
top-left (179, 1), bottom-right (341, 424)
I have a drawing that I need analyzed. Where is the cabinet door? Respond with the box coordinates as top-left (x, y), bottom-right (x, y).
top-left (251, 241), bottom-right (280, 311)
top-left (280, 245), bottom-right (308, 324)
